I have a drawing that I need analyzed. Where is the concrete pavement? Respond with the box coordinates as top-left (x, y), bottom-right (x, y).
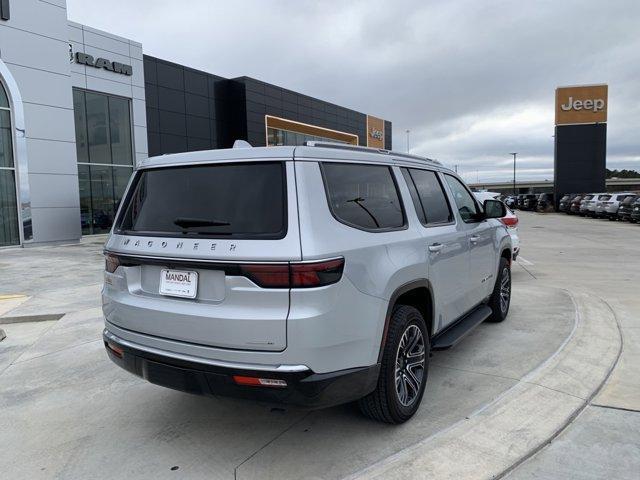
top-left (503, 212), bottom-right (640, 480)
top-left (0, 214), bottom-right (637, 479)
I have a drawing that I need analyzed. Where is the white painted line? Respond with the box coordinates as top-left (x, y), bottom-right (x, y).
top-left (517, 256), bottom-right (534, 266)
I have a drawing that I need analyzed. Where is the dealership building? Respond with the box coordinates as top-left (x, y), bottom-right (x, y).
top-left (0, 1), bottom-right (392, 247)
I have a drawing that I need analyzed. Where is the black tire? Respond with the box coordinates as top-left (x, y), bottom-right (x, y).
top-left (358, 305), bottom-right (429, 424)
top-left (487, 257), bottom-right (511, 322)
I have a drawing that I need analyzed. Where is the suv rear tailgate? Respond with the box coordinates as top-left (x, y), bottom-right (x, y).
top-left (103, 160), bottom-right (300, 352)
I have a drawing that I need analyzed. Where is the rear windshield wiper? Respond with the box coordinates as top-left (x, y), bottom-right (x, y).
top-left (174, 217), bottom-right (231, 229)
top-left (347, 197), bottom-right (380, 228)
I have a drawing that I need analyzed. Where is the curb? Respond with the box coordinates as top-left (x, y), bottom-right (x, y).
top-left (344, 290), bottom-right (622, 480)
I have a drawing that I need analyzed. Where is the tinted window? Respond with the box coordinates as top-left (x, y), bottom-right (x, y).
top-left (584, 195), bottom-right (594, 200)
top-left (403, 168), bottom-right (452, 225)
top-left (443, 174), bottom-right (480, 223)
top-left (322, 163), bottom-right (404, 230)
top-left (401, 169), bottom-right (426, 224)
top-left (117, 162), bottom-right (286, 238)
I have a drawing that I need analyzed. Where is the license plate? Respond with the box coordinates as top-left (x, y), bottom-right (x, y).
top-left (159, 269), bottom-right (198, 299)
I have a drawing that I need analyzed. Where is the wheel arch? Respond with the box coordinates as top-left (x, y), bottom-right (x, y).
top-left (377, 279), bottom-right (434, 363)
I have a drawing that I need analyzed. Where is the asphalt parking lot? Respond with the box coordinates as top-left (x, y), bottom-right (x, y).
top-left (1, 212), bottom-right (638, 480)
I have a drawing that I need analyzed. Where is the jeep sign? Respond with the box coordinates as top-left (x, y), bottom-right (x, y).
top-left (561, 97), bottom-right (605, 113)
top-left (75, 52), bottom-right (133, 76)
top-left (555, 84), bottom-right (608, 125)
top-left (366, 115), bottom-right (385, 148)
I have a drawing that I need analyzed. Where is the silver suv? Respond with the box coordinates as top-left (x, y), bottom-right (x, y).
top-left (102, 142), bottom-right (512, 424)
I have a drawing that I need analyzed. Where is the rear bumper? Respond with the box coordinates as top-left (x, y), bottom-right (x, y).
top-left (103, 329), bottom-right (379, 409)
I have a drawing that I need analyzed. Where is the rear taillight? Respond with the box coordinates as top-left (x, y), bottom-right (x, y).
top-left (500, 216), bottom-right (519, 228)
top-left (241, 258), bottom-right (344, 289)
top-left (105, 341), bottom-right (124, 358)
top-left (239, 264), bottom-right (290, 288)
top-left (105, 253), bottom-right (121, 273)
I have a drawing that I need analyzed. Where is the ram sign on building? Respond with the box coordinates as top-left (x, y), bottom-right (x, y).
top-left (0, 0), bottom-right (391, 247)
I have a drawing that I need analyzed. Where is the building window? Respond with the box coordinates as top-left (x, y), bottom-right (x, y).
top-left (267, 127), bottom-right (350, 146)
top-left (73, 88), bottom-right (134, 235)
top-left (265, 115), bottom-right (358, 146)
top-left (0, 80), bottom-right (19, 247)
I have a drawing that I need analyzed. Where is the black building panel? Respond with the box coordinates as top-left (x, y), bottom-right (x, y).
top-left (146, 107), bottom-right (159, 133)
top-left (184, 70), bottom-right (208, 96)
top-left (144, 83), bottom-right (158, 109)
top-left (384, 121), bottom-right (392, 150)
top-left (160, 133), bottom-right (188, 154)
top-left (185, 93), bottom-right (210, 118)
top-left (143, 58), bottom-right (157, 84)
top-left (156, 62), bottom-right (184, 90)
top-left (144, 56), bottom-right (392, 153)
top-left (157, 86), bottom-right (185, 114)
top-left (554, 123), bottom-right (607, 201)
top-left (158, 110), bottom-right (186, 136)
top-left (147, 132), bottom-right (161, 156)
top-left (186, 115), bottom-right (212, 140)
top-left (187, 137), bottom-right (212, 152)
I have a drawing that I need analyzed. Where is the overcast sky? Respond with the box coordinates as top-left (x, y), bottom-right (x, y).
top-left (67, 0), bottom-right (640, 183)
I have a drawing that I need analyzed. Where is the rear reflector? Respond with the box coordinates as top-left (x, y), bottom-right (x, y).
top-left (500, 216), bottom-right (519, 228)
top-left (233, 376), bottom-right (287, 388)
top-left (241, 258), bottom-right (344, 289)
top-left (105, 253), bottom-right (121, 273)
top-left (105, 342), bottom-right (124, 358)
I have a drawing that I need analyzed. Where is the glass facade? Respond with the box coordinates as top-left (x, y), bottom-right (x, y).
top-left (0, 82), bottom-right (20, 247)
top-left (267, 127), bottom-right (350, 147)
top-left (73, 88), bottom-right (134, 235)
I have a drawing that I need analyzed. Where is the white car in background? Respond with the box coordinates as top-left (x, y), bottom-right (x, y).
top-left (595, 192), bottom-right (636, 220)
top-left (475, 191), bottom-right (520, 259)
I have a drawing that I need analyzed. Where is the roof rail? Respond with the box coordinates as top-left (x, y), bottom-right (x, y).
top-left (304, 141), bottom-right (441, 165)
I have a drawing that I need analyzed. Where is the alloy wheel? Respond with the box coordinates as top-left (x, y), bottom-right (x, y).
top-left (394, 324), bottom-right (426, 407)
top-left (500, 267), bottom-right (511, 314)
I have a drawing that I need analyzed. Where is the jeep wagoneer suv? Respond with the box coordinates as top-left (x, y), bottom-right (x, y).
top-left (102, 142), bottom-right (511, 424)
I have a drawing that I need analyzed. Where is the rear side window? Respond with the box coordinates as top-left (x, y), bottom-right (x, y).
top-left (401, 168), bottom-right (452, 225)
top-left (443, 174), bottom-right (480, 223)
top-left (321, 163), bottom-right (405, 231)
top-left (116, 162), bottom-right (286, 238)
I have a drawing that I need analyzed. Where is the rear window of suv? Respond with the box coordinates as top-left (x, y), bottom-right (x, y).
top-left (321, 162), bottom-right (405, 231)
top-left (115, 162), bottom-right (287, 238)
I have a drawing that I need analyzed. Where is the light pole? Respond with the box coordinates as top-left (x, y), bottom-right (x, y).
top-left (509, 152), bottom-right (517, 195)
top-left (406, 129), bottom-right (410, 153)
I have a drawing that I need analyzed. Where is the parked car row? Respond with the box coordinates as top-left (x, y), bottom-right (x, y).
top-left (503, 191), bottom-right (640, 223)
top-left (503, 193), bottom-right (555, 213)
top-left (561, 192), bottom-right (640, 222)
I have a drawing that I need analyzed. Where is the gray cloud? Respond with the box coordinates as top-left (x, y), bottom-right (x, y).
top-left (67, 0), bottom-right (640, 182)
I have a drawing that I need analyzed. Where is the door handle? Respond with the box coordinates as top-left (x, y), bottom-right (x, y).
top-left (428, 243), bottom-right (444, 253)
top-left (469, 235), bottom-right (480, 244)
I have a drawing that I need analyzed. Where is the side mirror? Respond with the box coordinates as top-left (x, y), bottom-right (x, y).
top-left (484, 199), bottom-right (507, 219)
